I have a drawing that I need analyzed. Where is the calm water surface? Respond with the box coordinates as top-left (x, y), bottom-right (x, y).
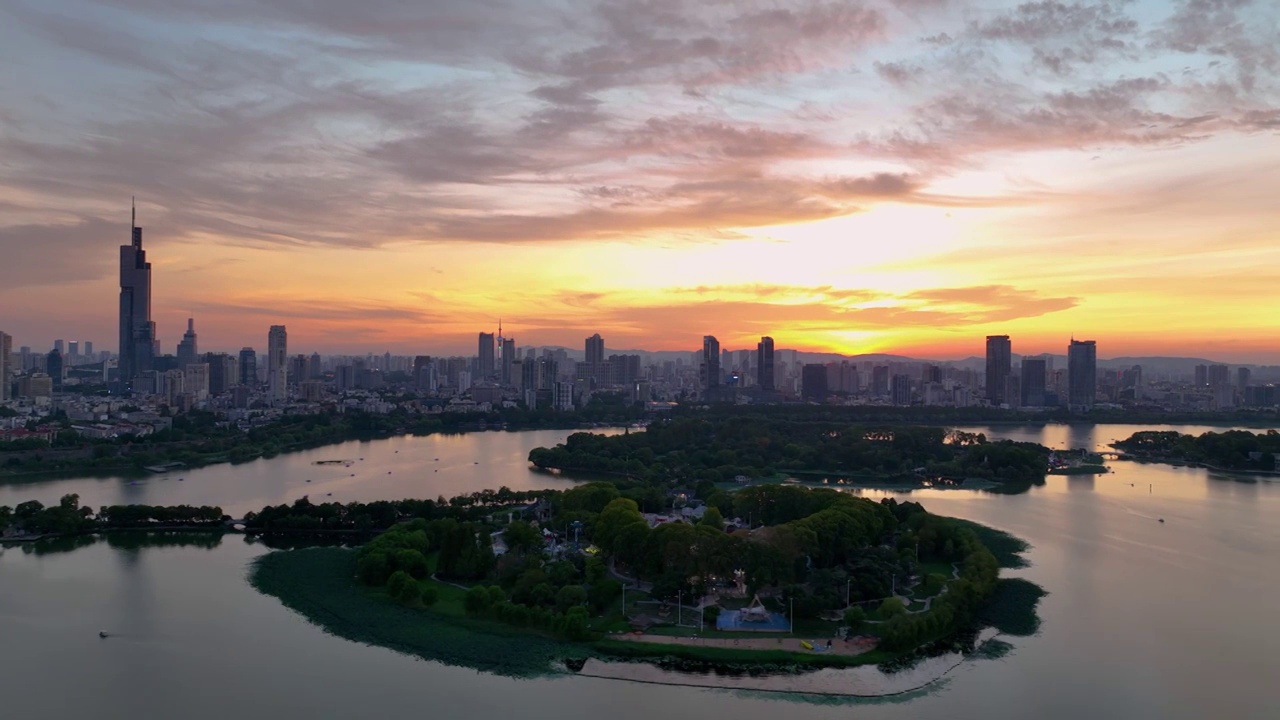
top-left (2, 423), bottom-right (1278, 719)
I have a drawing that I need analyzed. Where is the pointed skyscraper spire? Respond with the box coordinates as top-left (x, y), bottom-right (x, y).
top-left (131, 196), bottom-right (136, 229)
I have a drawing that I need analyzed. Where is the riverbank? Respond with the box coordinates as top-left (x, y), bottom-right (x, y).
top-left (1115, 455), bottom-right (1280, 477)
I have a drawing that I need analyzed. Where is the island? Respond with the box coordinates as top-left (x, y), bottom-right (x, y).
top-left (1113, 429), bottom-right (1280, 473)
top-left (528, 416), bottom-right (1052, 493)
top-left (245, 483), bottom-right (1042, 679)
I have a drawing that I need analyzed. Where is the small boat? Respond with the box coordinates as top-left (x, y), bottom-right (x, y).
top-left (327, 493), bottom-right (333, 496)
top-left (387, 471), bottom-right (392, 474)
top-left (1158, 518), bottom-right (1165, 523)
top-left (99, 631), bottom-right (109, 639)
top-left (306, 480), bottom-right (311, 483)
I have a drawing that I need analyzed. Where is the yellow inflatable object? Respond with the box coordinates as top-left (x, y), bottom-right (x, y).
top-left (801, 641), bottom-right (814, 650)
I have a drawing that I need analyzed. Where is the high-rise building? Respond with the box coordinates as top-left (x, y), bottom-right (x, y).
top-left (1020, 357), bottom-right (1046, 407)
top-left (309, 352), bottom-right (322, 379)
top-left (585, 334), bottom-right (605, 365)
top-left (801, 364), bottom-right (827, 402)
top-left (985, 335), bottom-right (1012, 406)
top-left (268, 326), bottom-right (288, 402)
top-left (478, 332), bottom-right (495, 379)
top-left (872, 366), bottom-right (890, 396)
top-left (47, 349), bottom-right (64, 391)
top-left (1237, 367), bottom-right (1252, 389)
top-left (84, 341), bottom-right (93, 359)
top-left (268, 326), bottom-right (287, 373)
top-left (1207, 364), bottom-right (1230, 388)
top-left (1068, 340), bottom-right (1097, 410)
top-left (204, 353), bottom-right (238, 395)
top-left (119, 201), bottom-right (156, 387)
top-left (54, 339), bottom-right (65, 355)
top-left (239, 348), bottom-right (257, 386)
top-left (700, 335), bottom-right (721, 399)
top-left (502, 336), bottom-right (517, 385)
top-left (177, 318), bottom-right (198, 368)
top-left (756, 336), bottom-right (775, 392)
top-left (890, 374), bottom-right (913, 406)
top-left (0, 331), bottom-right (10, 402)
top-left (184, 363), bottom-right (210, 400)
top-left (67, 341), bottom-right (79, 361)
top-left (1194, 364), bottom-right (1208, 386)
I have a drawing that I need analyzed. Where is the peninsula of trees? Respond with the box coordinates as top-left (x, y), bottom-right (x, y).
top-left (1113, 429), bottom-right (1280, 472)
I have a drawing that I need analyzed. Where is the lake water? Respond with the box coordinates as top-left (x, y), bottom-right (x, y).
top-left (2, 423), bottom-right (1279, 718)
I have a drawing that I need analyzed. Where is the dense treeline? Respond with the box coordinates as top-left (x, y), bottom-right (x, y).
top-left (1, 494), bottom-right (224, 536)
top-left (242, 487), bottom-right (549, 533)
top-left (1114, 430), bottom-right (1280, 471)
top-left (529, 416), bottom-right (1049, 488)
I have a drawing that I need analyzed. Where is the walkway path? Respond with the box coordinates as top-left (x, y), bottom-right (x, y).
top-left (608, 558), bottom-right (653, 592)
top-left (609, 632), bottom-right (877, 657)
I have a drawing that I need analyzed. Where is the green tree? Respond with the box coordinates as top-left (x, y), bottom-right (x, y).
top-left (878, 597), bottom-right (907, 619)
top-left (420, 585), bottom-right (439, 607)
top-left (357, 551), bottom-right (391, 585)
top-left (555, 584), bottom-right (589, 612)
top-left (386, 570), bottom-right (415, 602)
top-left (503, 520), bottom-right (544, 556)
top-left (699, 506), bottom-right (724, 530)
top-left (843, 606), bottom-right (867, 633)
top-left (464, 586), bottom-right (493, 615)
top-left (593, 497), bottom-right (644, 553)
top-left (393, 549), bottom-right (430, 579)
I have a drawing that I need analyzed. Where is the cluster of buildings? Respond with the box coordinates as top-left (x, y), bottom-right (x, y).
top-left (4, 205), bottom-right (1280, 437)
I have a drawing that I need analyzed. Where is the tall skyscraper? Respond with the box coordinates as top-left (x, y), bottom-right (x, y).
top-left (585, 334), bottom-right (605, 365)
top-left (1207, 364), bottom-right (1230, 388)
top-left (502, 337), bottom-right (517, 385)
top-left (239, 347), bottom-right (257, 386)
top-left (756, 336), bottom-right (775, 392)
top-left (1020, 356), bottom-right (1047, 407)
top-left (268, 326), bottom-right (288, 401)
top-left (985, 335), bottom-right (1012, 406)
top-left (801, 364), bottom-right (827, 402)
top-left (84, 341), bottom-right (94, 359)
top-left (67, 341), bottom-right (79, 360)
top-left (872, 366), bottom-right (890, 396)
top-left (268, 326), bottom-right (287, 372)
top-left (700, 335), bottom-right (721, 399)
top-left (890, 374), bottom-right (913, 406)
top-left (118, 201), bottom-right (156, 387)
top-left (177, 318), bottom-right (198, 368)
top-left (0, 331), bottom-right (11, 402)
top-left (47, 349), bottom-right (64, 391)
top-left (584, 333), bottom-right (605, 387)
top-left (478, 332), bottom-right (495, 379)
top-left (1068, 339), bottom-right (1097, 410)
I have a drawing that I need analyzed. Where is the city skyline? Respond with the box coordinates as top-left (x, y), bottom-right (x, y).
top-left (1, 2), bottom-right (1278, 361)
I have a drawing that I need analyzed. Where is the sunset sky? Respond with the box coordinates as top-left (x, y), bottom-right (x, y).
top-left (1, 0), bottom-right (1278, 361)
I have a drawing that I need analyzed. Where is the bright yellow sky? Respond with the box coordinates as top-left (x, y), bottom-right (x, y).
top-left (2, 0), bottom-right (1278, 361)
